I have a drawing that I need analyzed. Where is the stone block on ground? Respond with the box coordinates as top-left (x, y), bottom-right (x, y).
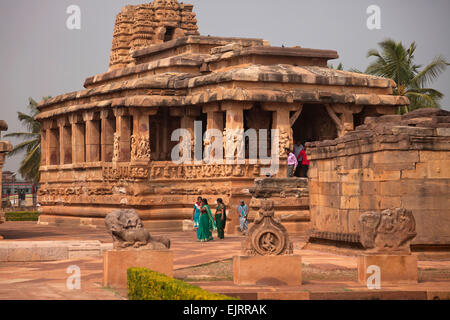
top-left (103, 249), bottom-right (173, 288)
top-left (357, 254), bottom-right (418, 285)
top-left (0, 241), bottom-right (107, 262)
top-left (233, 255), bottom-right (302, 286)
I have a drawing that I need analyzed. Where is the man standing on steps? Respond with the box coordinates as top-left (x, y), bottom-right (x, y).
top-left (237, 200), bottom-right (249, 235)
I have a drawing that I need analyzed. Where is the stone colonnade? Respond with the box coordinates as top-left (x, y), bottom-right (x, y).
top-left (40, 102), bottom-right (353, 173)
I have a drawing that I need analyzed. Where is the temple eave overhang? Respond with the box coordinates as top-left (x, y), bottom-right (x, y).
top-left (35, 89), bottom-right (409, 121)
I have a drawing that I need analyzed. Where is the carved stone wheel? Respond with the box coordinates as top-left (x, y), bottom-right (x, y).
top-left (252, 228), bottom-right (286, 256)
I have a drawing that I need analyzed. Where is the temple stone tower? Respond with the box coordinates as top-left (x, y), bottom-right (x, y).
top-left (109, 0), bottom-right (200, 70)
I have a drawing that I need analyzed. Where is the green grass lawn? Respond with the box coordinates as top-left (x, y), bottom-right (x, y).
top-left (5, 211), bottom-right (40, 222)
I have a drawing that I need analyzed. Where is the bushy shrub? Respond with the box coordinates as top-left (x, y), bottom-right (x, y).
top-left (128, 268), bottom-right (237, 300)
top-left (5, 211), bottom-right (40, 221)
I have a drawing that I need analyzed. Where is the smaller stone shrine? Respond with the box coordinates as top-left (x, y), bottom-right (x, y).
top-left (103, 209), bottom-right (173, 288)
top-left (357, 208), bottom-right (418, 286)
top-left (234, 199), bottom-right (302, 286)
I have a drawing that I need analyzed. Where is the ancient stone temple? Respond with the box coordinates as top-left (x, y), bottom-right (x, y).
top-left (0, 121), bottom-right (12, 232)
top-left (35, 0), bottom-right (408, 231)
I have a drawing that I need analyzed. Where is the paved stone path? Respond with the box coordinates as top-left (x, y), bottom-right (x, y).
top-left (0, 222), bottom-right (449, 300)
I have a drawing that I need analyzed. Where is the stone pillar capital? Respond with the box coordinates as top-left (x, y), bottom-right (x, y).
top-left (83, 111), bottom-right (99, 122)
top-left (56, 117), bottom-right (69, 128)
top-left (68, 114), bottom-right (83, 125)
top-left (100, 109), bottom-right (114, 120)
top-left (130, 107), bottom-right (159, 117)
top-left (42, 119), bottom-right (57, 130)
top-left (202, 102), bottom-right (220, 114)
top-left (332, 104), bottom-right (363, 115)
top-left (262, 102), bottom-right (301, 112)
top-left (221, 101), bottom-right (253, 112)
top-left (113, 107), bottom-right (129, 118)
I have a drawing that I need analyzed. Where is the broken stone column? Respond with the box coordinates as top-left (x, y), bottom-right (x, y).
top-left (357, 208), bottom-right (418, 286)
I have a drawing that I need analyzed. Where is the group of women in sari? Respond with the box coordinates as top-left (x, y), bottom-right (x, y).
top-left (192, 197), bottom-right (227, 242)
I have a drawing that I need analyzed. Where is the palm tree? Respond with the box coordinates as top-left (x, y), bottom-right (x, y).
top-left (365, 39), bottom-right (449, 112)
top-left (4, 97), bottom-right (48, 183)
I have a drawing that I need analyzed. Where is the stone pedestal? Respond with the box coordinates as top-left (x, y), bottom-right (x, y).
top-left (357, 254), bottom-right (418, 285)
top-left (103, 249), bottom-right (173, 288)
top-left (233, 255), bottom-right (302, 286)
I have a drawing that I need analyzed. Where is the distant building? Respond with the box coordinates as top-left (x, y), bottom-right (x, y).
top-left (1, 171), bottom-right (39, 208)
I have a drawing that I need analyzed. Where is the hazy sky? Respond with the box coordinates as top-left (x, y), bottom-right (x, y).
top-left (1, 0), bottom-right (449, 175)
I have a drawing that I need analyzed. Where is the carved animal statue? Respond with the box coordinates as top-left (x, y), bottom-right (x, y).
top-left (105, 209), bottom-right (170, 250)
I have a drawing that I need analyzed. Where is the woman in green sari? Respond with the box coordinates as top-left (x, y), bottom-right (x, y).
top-left (215, 198), bottom-right (227, 239)
top-left (197, 198), bottom-right (216, 242)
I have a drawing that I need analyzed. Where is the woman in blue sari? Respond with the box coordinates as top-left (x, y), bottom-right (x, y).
top-left (192, 196), bottom-right (202, 230)
top-left (197, 198), bottom-right (217, 242)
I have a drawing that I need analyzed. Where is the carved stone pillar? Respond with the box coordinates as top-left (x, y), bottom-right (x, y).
top-left (180, 109), bottom-right (196, 161)
top-left (114, 108), bottom-right (131, 163)
top-left (40, 124), bottom-right (48, 166)
top-left (263, 103), bottom-right (302, 177)
top-left (221, 101), bottom-right (251, 236)
top-left (69, 114), bottom-right (86, 164)
top-left (130, 108), bottom-right (157, 165)
top-left (100, 110), bottom-right (115, 162)
top-left (57, 117), bottom-right (72, 165)
top-left (162, 109), bottom-right (169, 160)
top-left (203, 103), bottom-right (223, 161)
top-left (83, 112), bottom-right (101, 163)
top-left (222, 101), bottom-right (252, 163)
top-left (44, 120), bottom-right (60, 166)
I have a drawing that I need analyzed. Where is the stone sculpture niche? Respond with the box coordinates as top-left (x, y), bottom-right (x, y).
top-left (358, 208), bottom-right (417, 254)
top-left (105, 209), bottom-right (170, 250)
top-left (242, 199), bottom-right (293, 256)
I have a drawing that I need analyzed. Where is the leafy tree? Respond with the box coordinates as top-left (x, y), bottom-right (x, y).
top-left (4, 97), bottom-right (49, 183)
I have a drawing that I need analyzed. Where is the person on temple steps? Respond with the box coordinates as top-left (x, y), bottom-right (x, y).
top-left (286, 148), bottom-right (298, 178)
top-left (237, 200), bottom-right (249, 235)
top-left (293, 140), bottom-right (304, 177)
top-left (299, 144), bottom-right (310, 178)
